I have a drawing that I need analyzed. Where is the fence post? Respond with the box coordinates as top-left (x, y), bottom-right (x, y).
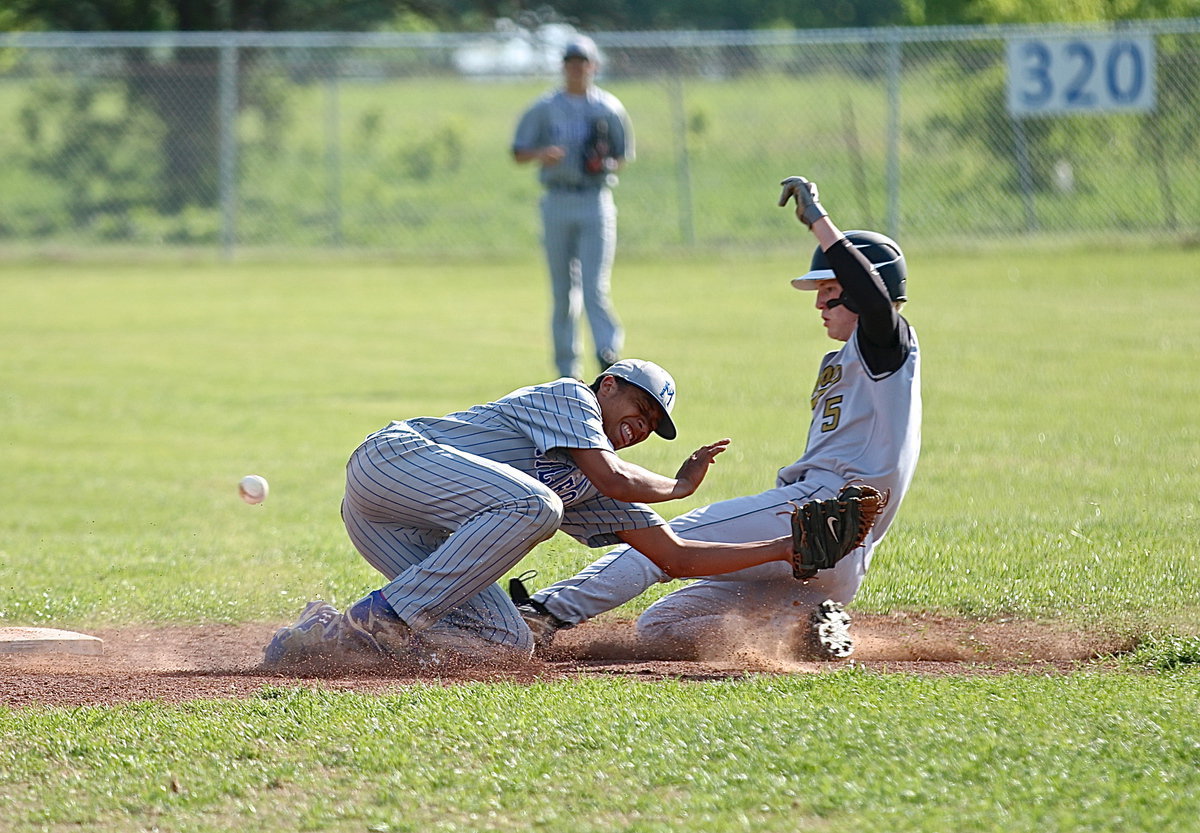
top-left (1150, 112), bottom-right (1178, 230)
top-left (1011, 115), bottom-right (1038, 232)
top-left (885, 32), bottom-right (902, 241)
top-left (217, 38), bottom-right (238, 260)
top-left (324, 73), bottom-right (343, 247)
top-left (668, 75), bottom-right (695, 247)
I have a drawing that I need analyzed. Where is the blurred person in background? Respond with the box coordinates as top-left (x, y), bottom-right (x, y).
top-left (512, 35), bottom-right (635, 380)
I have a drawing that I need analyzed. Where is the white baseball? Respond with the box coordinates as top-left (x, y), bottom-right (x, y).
top-left (238, 475), bottom-right (269, 505)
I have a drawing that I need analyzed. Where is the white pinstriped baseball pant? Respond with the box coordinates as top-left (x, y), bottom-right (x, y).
top-left (342, 424), bottom-right (563, 655)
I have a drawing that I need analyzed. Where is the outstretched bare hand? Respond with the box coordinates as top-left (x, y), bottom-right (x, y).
top-left (672, 438), bottom-right (731, 498)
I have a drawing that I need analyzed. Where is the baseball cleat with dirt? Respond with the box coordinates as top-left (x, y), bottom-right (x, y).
top-left (508, 570), bottom-right (572, 652)
top-left (807, 599), bottom-right (854, 659)
top-left (263, 600), bottom-right (341, 666)
top-left (344, 590), bottom-right (416, 659)
top-left (516, 601), bottom-right (572, 651)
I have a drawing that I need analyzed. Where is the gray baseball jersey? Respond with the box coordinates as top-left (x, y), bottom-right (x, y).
top-left (408, 378), bottom-right (663, 544)
top-left (342, 378), bottom-right (664, 652)
top-left (777, 325), bottom-right (922, 540)
top-left (513, 88), bottom-right (634, 378)
top-left (512, 88), bottom-right (633, 189)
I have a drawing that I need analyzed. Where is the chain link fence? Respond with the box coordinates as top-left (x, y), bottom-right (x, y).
top-left (1, 22), bottom-right (1197, 257)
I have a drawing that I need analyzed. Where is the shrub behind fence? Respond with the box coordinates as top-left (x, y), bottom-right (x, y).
top-left (1, 22), bottom-right (1196, 257)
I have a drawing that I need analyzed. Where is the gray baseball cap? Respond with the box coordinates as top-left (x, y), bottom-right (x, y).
top-left (603, 359), bottom-right (677, 440)
top-left (562, 36), bottom-right (600, 63)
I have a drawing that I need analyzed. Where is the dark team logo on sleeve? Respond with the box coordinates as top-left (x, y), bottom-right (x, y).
top-left (533, 456), bottom-right (587, 504)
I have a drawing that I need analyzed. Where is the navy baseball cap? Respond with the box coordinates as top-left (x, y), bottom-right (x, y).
top-left (563, 36), bottom-right (599, 63)
top-left (604, 359), bottom-right (677, 439)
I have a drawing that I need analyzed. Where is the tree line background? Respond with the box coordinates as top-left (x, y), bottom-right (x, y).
top-left (4, 0), bottom-right (1200, 35)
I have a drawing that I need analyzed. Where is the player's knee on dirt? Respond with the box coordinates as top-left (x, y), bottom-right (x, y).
top-left (634, 602), bottom-right (721, 658)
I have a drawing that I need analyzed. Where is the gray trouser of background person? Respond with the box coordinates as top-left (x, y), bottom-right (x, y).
top-left (540, 186), bottom-right (623, 379)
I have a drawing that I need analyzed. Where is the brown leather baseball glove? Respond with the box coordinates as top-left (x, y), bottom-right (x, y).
top-left (789, 484), bottom-right (890, 579)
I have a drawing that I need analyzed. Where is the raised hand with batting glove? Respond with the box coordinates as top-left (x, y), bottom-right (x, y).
top-left (778, 175), bottom-right (829, 228)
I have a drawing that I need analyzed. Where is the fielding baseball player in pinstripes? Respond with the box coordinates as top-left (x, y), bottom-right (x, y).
top-left (517, 175), bottom-right (922, 659)
top-left (512, 35), bottom-right (633, 380)
top-left (263, 359), bottom-right (807, 668)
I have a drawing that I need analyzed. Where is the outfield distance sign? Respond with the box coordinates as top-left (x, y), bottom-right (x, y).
top-left (1007, 34), bottom-right (1156, 115)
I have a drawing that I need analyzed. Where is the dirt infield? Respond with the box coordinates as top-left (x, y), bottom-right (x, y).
top-left (0, 613), bottom-right (1131, 708)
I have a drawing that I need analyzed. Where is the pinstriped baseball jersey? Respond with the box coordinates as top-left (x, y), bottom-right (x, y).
top-left (776, 323), bottom-right (921, 540)
top-left (367, 378), bottom-right (664, 545)
top-left (341, 377), bottom-right (667, 650)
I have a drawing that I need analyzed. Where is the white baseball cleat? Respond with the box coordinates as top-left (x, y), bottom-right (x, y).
top-left (807, 599), bottom-right (854, 659)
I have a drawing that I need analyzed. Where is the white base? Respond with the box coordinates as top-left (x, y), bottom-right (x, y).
top-left (0, 627), bottom-right (104, 656)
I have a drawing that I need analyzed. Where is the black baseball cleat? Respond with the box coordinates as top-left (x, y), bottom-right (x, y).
top-left (509, 571), bottom-right (572, 651)
top-left (597, 350), bottom-right (620, 372)
top-left (806, 599), bottom-right (854, 659)
top-left (517, 603), bottom-right (571, 650)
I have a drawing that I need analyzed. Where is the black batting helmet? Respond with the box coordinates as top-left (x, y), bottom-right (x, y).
top-left (791, 230), bottom-right (907, 302)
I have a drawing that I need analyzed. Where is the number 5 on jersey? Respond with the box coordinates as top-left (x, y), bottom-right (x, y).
top-left (811, 363), bottom-right (844, 432)
top-left (820, 395), bottom-right (843, 433)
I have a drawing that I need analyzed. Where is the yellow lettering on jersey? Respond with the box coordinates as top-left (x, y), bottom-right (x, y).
top-left (809, 363), bottom-right (844, 411)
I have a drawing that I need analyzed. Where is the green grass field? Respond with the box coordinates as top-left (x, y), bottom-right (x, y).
top-left (2, 244), bottom-right (1199, 831)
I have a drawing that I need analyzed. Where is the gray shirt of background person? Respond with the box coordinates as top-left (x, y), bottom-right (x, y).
top-left (512, 86), bottom-right (634, 190)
